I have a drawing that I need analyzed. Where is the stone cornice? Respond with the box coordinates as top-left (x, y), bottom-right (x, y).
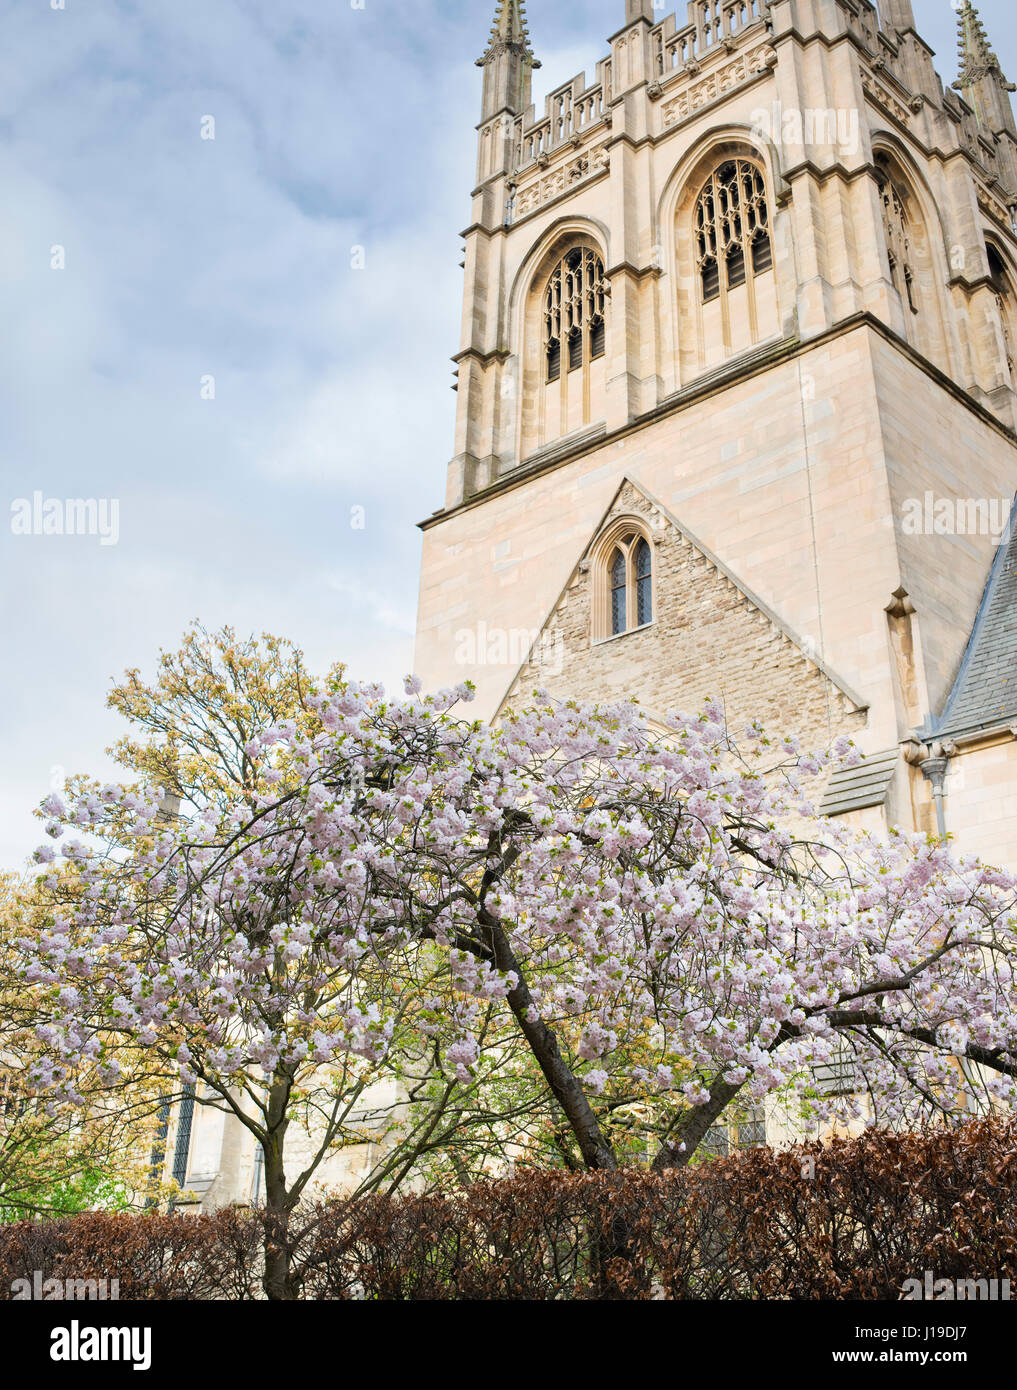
top-left (451, 345), bottom-right (512, 367)
top-left (604, 258), bottom-right (663, 281)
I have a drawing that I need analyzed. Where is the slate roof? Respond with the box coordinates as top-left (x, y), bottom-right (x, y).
top-left (934, 504), bottom-right (1017, 739)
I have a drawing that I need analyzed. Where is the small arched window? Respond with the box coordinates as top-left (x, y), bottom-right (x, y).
top-left (694, 159), bottom-right (772, 306)
top-left (598, 530), bottom-right (653, 640)
top-left (610, 548), bottom-right (627, 636)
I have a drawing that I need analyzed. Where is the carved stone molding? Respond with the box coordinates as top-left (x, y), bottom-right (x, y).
top-left (514, 144), bottom-right (611, 217)
top-left (660, 44), bottom-right (777, 130)
top-left (860, 68), bottom-right (911, 126)
top-left (976, 181), bottom-right (1015, 229)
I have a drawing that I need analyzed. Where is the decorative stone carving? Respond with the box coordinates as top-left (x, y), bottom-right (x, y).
top-left (660, 45), bottom-right (776, 130)
top-left (514, 143), bottom-right (611, 217)
top-left (861, 68), bottom-right (911, 126)
top-left (976, 181), bottom-right (1015, 229)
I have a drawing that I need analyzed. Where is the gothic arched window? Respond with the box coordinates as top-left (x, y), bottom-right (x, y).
top-left (543, 247), bottom-right (607, 383)
top-left (987, 241), bottom-right (1017, 389)
top-left (871, 152), bottom-right (949, 368)
top-left (877, 162), bottom-right (918, 314)
top-left (694, 159), bottom-right (772, 307)
top-left (525, 242), bottom-right (610, 457)
top-left (636, 538), bottom-right (652, 626)
top-left (597, 529), bottom-right (653, 640)
top-left (680, 153), bottom-right (779, 374)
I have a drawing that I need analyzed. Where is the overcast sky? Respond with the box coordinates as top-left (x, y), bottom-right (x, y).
top-left (0, 0), bottom-right (1013, 870)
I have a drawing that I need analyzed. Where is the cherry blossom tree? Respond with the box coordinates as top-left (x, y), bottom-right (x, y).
top-left (19, 678), bottom-right (1017, 1296)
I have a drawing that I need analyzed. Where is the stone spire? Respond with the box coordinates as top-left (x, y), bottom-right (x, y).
top-left (477, 1), bottom-right (540, 122)
top-left (953, 1), bottom-right (1017, 136)
top-left (624, 0), bottom-right (657, 21)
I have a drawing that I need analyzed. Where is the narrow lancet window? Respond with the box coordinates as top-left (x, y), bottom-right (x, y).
top-left (636, 538), bottom-right (652, 626)
top-left (611, 548), bottom-right (627, 636)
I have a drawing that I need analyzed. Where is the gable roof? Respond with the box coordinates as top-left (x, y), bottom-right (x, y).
top-left (496, 474), bottom-right (870, 717)
top-left (932, 498), bottom-right (1017, 739)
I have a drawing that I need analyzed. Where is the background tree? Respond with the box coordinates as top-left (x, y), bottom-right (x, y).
top-left (0, 874), bottom-right (162, 1220)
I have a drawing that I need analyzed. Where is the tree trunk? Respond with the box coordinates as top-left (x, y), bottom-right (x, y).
top-left (486, 915), bottom-right (618, 1171)
top-left (652, 1078), bottom-right (745, 1170)
top-left (260, 1082), bottom-right (297, 1301)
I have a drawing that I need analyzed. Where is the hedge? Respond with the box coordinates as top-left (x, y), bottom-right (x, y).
top-left (2, 1117), bottom-right (1015, 1299)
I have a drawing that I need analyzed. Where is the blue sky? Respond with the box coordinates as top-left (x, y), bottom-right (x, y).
top-left (0, 0), bottom-right (1014, 869)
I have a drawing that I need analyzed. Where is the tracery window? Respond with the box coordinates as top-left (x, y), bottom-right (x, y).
top-left (603, 531), bottom-right (653, 638)
top-left (543, 247), bottom-right (607, 383)
top-left (987, 241), bottom-right (1016, 387)
top-left (694, 159), bottom-right (772, 307)
top-left (877, 161), bottom-right (918, 314)
top-left (526, 242), bottom-right (610, 455)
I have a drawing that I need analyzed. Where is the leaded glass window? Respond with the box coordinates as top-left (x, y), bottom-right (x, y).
top-left (636, 538), bottom-right (652, 626)
top-left (611, 548), bottom-right (627, 636)
top-left (171, 1083), bottom-right (195, 1188)
top-left (694, 159), bottom-right (771, 305)
top-left (544, 247), bottom-right (607, 383)
top-left (600, 530), bottom-right (654, 639)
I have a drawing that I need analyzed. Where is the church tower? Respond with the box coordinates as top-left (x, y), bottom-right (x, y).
top-left (415, 0), bottom-right (1017, 855)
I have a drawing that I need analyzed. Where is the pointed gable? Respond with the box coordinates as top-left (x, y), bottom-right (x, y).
top-left (498, 477), bottom-right (868, 748)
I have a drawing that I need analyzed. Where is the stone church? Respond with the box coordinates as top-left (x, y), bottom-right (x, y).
top-left (168, 0), bottom-right (1017, 1206)
top-left (414, 0), bottom-right (1017, 870)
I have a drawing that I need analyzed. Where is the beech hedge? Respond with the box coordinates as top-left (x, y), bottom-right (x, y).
top-left (2, 1117), bottom-right (1015, 1300)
